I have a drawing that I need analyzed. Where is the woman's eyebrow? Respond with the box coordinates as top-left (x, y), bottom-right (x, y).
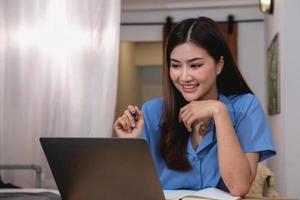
top-left (170, 57), bottom-right (203, 63)
top-left (170, 58), bottom-right (180, 62)
top-left (187, 57), bottom-right (203, 62)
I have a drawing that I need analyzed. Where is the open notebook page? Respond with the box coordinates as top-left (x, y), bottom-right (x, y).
top-left (164, 187), bottom-right (240, 200)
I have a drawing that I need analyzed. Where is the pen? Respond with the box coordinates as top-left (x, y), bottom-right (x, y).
top-left (130, 110), bottom-right (138, 121)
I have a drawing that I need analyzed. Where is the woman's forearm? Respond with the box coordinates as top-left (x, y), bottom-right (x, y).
top-left (212, 102), bottom-right (253, 197)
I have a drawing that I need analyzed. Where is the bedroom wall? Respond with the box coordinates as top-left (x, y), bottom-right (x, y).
top-left (265, 0), bottom-right (300, 198)
top-left (135, 43), bottom-right (163, 104)
top-left (116, 42), bottom-right (163, 117)
top-left (116, 43), bottom-right (139, 119)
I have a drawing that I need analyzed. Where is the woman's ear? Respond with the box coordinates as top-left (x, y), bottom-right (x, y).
top-left (217, 56), bottom-right (224, 75)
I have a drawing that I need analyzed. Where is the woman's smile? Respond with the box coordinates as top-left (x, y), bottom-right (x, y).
top-left (180, 83), bottom-right (199, 93)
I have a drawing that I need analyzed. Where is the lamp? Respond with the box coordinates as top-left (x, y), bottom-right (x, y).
top-left (259, 0), bottom-right (274, 14)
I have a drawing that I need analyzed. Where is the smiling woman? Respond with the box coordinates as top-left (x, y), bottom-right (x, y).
top-left (114, 16), bottom-right (276, 197)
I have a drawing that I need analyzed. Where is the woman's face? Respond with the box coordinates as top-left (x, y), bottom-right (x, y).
top-left (169, 42), bottom-right (222, 102)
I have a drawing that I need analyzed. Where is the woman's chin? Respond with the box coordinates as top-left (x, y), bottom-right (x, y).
top-left (182, 93), bottom-right (201, 102)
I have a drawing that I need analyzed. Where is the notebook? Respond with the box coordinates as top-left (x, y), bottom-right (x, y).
top-left (40, 137), bottom-right (165, 200)
top-left (163, 188), bottom-right (240, 200)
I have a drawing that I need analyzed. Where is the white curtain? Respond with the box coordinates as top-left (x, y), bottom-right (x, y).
top-left (0, 0), bottom-right (120, 188)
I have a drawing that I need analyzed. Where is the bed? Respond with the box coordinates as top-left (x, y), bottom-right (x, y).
top-left (0, 188), bottom-right (60, 200)
top-left (0, 164), bottom-right (61, 200)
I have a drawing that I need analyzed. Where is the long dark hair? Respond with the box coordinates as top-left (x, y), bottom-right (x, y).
top-left (160, 17), bottom-right (253, 171)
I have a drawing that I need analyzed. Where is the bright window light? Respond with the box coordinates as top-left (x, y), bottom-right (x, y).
top-left (13, 1), bottom-right (90, 57)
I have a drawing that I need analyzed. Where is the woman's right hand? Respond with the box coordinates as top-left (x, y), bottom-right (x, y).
top-left (113, 105), bottom-right (144, 138)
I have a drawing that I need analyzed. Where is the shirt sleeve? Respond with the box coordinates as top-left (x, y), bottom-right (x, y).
top-left (234, 95), bottom-right (276, 162)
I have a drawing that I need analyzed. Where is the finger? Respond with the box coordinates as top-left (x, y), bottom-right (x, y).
top-left (128, 105), bottom-right (135, 112)
top-left (180, 108), bottom-right (192, 123)
top-left (114, 118), bottom-right (131, 136)
top-left (134, 107), bottom-right (144, 130)
top-left (185, 115), bottom-right (194, 132)
top-left (179, 103), bottom-right (192, 121)
top-left (181, 111), bottom-right (192, 126)
top-left (114, 117), bottom-right (125, 130)
top-left (135, 106), bottom-right (144, 121)
top-left (120, 117), bottom-right (130, 131)
top-left (180, 105), bottom-right (192, 123)
top-left (179, 107), bottom-right (185, 122)
top-left (121, 114), bottom-right (132, 133)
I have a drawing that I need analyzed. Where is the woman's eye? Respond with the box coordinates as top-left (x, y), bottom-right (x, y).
top-left (171, 64), bottom-right (180, 68)
top-left (191, 64), bottom-right (203, 68)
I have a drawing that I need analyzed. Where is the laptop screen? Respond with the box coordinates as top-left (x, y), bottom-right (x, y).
top-left (40, 138), bottom-right (165, 200)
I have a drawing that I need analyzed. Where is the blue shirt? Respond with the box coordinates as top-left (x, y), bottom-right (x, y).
top-left (141, 93), bottom-right (276, 190)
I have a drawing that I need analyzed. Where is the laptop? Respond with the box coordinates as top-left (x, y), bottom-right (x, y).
top-left (40, 137), bottom-right (166, 200)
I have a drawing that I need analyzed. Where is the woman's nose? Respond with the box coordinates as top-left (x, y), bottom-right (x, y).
top-left (180, 67), bottom-right (192, 82)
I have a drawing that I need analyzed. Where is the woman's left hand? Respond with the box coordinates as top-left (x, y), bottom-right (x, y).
top-left (179, 100), bottom-right (220, 132)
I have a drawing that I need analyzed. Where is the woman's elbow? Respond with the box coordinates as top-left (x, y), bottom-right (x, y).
top-left (227, 181), bottom-right (251, 197)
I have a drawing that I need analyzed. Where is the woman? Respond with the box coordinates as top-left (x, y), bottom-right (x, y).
top-left (114, 17), bottom-right (276, 197)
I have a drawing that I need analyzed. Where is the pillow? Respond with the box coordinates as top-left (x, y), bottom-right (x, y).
top-left (245, 163), bottom-right (278, 198)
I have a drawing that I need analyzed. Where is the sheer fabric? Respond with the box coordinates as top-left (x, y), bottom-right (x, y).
top-left (0, 0), bottom-right (120, 188)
